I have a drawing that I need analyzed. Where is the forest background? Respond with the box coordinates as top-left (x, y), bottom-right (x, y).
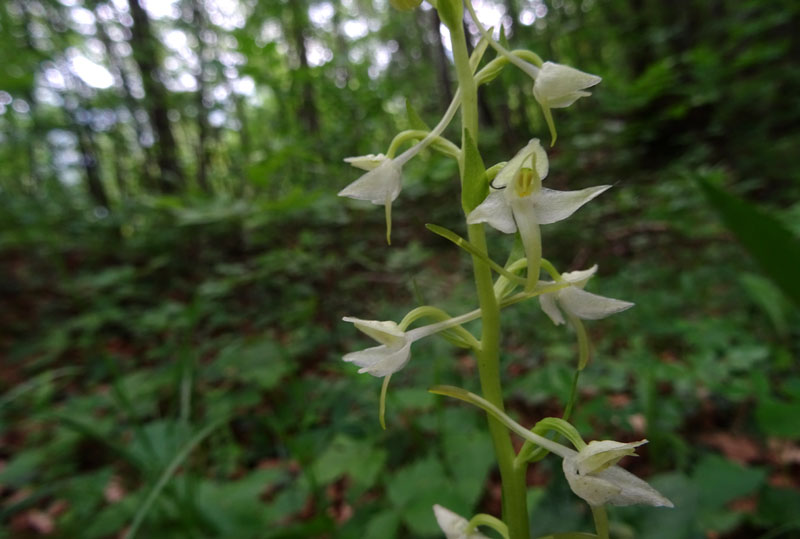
top-left (1, 0), bottom-right (799, 537)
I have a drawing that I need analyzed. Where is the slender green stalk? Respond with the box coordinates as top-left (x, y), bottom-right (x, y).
top-left (125, 416), bottom-right (229, 539)
top-left (467, 513), bottom-right (511, 539)
top-left (379, 374), bottom-right (391, 430)
top-left (591, 506), bottom-right (610, 539)
top-left (449, 17), bottom-right (530, 539)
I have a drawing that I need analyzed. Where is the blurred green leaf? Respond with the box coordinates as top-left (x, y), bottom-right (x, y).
top-left (698, 177), bottom-right (800, 306)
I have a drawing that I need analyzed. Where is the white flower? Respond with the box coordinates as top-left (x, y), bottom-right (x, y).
top-left (531, 62), bottom-right (601, 145)
top-left (338, 88), bottom-right (462, 244)
top-left (338, 155), bottom-right (404, 244)
top-left (433, 505), bottom-right (488, 539)
top-left (533, 62), bottom-right (602, 110)
top-left (562, 440), bottom-right (674, 508)
top-left (467, 140), bottom-right (610, 287)
top-left (342, 308), bottom-right (484, 377)
top-left (338, 155), bottom-right (402, 206)
top-left (538, 265), bottom-right (634, 325)
top-left (429, 387), bottom-right (674, 511)
top-left (342, 317), bottom-right (411, 377)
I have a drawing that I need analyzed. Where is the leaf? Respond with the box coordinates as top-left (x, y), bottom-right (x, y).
top-left (364, 511), bottom-right (400, 539)
top-left (693, 454), bottom-right (766, 518)
top-left (312, 435), bottom-right (386, 489)
top-left (387, 457), bottom-right (464, 536)
top-left (126, 416), bottom-right (230, 538)
top-left (739, 273), bottom-right (792, 336)
top-left (405, 100), bottom-right (429, 131)
top-left (441, 409), bottom-right (493, 508)
top-left (211, 337), bottom-right (292, 391)
top-left (461, 129), bottom-right (488, 214)
top-left (698, 177), bottom-right (800, 306)
top-left (756, 397), bottom-right (800, 438)
top-left (499, 24), bottom-right (510, 49)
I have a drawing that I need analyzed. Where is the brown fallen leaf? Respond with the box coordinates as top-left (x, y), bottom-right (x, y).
top-left (699, 432), bottom-right (761, 464)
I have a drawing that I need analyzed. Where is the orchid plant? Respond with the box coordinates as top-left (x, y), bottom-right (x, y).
top-left (338, 1), bottom-right (673, 537)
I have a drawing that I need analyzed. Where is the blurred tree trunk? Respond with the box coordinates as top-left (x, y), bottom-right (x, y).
top-left (126, 0), bottom-right (184, 192)
top-left (56, 61), bottom-right (110, 207)
top-left (429, 9), bottom-right (453, 110)
top-left (188, 0), bottom-right (211, 193)
top-left (74, 116), bottom-right (109, 207)
top-left (288, 0), bottom-right (319, 134)
top-left (16, 3), bottom-right (44, 191)
top-left (504, 0), bottom-right (518, 37)
top-left (331, 0), bottom-right (349, 65)
top-left (91, 3), bottom-right (156, 190)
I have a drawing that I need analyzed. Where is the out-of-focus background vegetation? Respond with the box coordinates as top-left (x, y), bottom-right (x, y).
top-left (1, 0), bottom-right (799, 537)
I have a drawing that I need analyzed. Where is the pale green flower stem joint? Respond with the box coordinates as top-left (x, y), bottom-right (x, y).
top-left (338, 1), bottom-right (673, 538)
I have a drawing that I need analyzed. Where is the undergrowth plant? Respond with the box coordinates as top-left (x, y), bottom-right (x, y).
top-left (339, 1), bottom-right (673, 537)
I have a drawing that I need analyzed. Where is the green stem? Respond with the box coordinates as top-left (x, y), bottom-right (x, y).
top-left (449, 16), bottom-right (530, 539)
top-left (379, 374), bottom-right (391, 430)
top-left (386, 129), bottom-right (461, 160)
top-left (568, 314), bottom-right (591, 370)
top-left (591, 506), bottom-right (610, 539)
top-left (467, 513), bottom-right (511, 539)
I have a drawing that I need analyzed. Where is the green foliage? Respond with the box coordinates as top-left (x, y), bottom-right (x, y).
top-left (699, 173), bottom-right (800, 306)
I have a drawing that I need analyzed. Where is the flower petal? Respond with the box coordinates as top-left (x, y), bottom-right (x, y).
top-left (577, 440), bottom-right (647, 475)
top-left (343, 317), bottom-right (405, 347)
top-left (557, 287), bottom-right (634, 320)
top-left (509, 197), bottom-right (542, 288)
top-left (528, 139), bottom-right (549, 182)
top-left (547, 90), bottom-right (592, 109)
top-left (539, 291), bottom-right (565, 325)
top-left (533, 62), bottom-right (601, 109)
top-left (563, 456), bottom-right (623, 507)
top-left (342, 341), bottom-right (411, 377)
top-left (492, 139), bottom-right (548, 188)
top-left (563, 457), bottom-right (673, 508)
top-left (433, 505), bottom-right (488, 539)
top-left (467, 190), bottom-right (517, 233)
top-left (533, 185), bottom-right (611, 225)
top-left (344, 153), bottom-right (387, 171)
top-left (593, 465), bottom-right (674, 508)
top-left (338, 158), bottom-right (402, 205)
top-left (560, 265), bottom-right (598, 288)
